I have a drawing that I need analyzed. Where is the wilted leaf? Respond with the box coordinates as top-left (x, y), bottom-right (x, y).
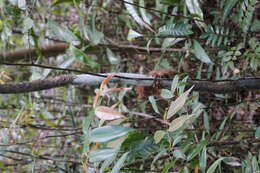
top-left (95, 106), bottom-right (124, 120)
top-left (167, 86), bottom-right (194, 119)
top-left (168, 114), bottom-right (196, 132)
top-left (127, 29), bottom-right (143, 41)
top-left (103, 88), bottom-right (131, 95)
top-left (162, 38), bottom-right (185, 51)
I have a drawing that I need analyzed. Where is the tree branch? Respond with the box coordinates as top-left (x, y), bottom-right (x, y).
top-left (0, 73), bottom-right (259, 94)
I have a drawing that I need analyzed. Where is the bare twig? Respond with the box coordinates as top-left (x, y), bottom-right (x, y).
top-left (208, 138), bottom-right (260, 146)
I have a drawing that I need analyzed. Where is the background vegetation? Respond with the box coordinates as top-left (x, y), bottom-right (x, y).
top-left (0, 0), bottom-right (259, 172)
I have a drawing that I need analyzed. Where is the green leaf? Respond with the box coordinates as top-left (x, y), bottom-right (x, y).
top-left (187, 140), bottom-right (207, 161)
top-left (52, 0), bottom-right (82, 6)
top-left (100, 154), bottom-right (117, 173)
top-left (185, 0), bottom-right (203, 19)
top-left (160, 89), bottom-right (173, 99)
top-left (22, 17), bottom-right (33, 33)
top-left (111, 152), bottom-right (129, 173)
top-left (106, 48), bottom-right (121, 65)
top-left (222, 0), bottom-right (240, 22)
top-left (180, 167), bottom-right (189, 173)
top-left (128, 137), bottom-right (158, 158)
top-left (251, 19), bottom-right (260, 32)
top-left (173, 149), bottom-right (186, 160)
top-left (149, 96), bottom-right (160, 114)
top-left (87, 29), bottom-right (104, 45)
top-left (127, 29), bottom-right (143, 41)
top-left (203, 112), bottom-right (210, 133)
top-left (172, 134), bottom-right (186, 146)
top-left (124, 0), bottom-right (145, 26)
top-left (158, 23), bottom-right (193, 36)
top-left (252, 156), bottom-right (259, 172)
top-left (168, 114), bottom-right (197, 132)
top-left (90, 126), bottom-right (133, 142)
top-left (154, 130), bottom-right (166, 144)
top-left (48, 21), bottom-right (79, 43)
top-left (139, 0), bottom-right (151, 25)
top-left (255, 127), bottom-right (260, 138)
top-left (0, 20), bottom-right (3, 31)
top-left (199, 147), bottom-right (207, 172)
top-left (163, 159), bottom-right (177, 173)
top-left (69, 45), bottom-right (99, 68)
top-left (83, 110), bottom-right (95, 135)
top-left (167, 86), bottom-right (193, 119)
top-left (206, 157), bottom-right (225, 173)
top-left (83, 111), bottom-right (95, 153)
top-left (89, 148), bottom-right (118, 162)
top-left (17, 0), bottom-right (26, 10)
top-left (215, 116), bottom-right (228, 140)
top-left (121, 131), bottom-right (145, 149)
top-left (193, 40), bottom-right (213, 64)
top-left (223, 157), bottom-right (241, 167)
top-left (185, 0), bottom-right (205, 28)
top-left (239, 0), bottom-right (257, 33)
top-left (200, 25), bottom-right (233, 47)
top-left (124, 0), bottom-right (153, 32)
top-left (171, 75), bottom-right (179, 93)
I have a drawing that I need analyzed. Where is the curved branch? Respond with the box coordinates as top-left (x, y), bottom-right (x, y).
top-left (0, 43), bottom-right (70, 62)
top-left (0, 75), bottom-right (76, 94)
top-left (0, 73), bottom-right (259, 94)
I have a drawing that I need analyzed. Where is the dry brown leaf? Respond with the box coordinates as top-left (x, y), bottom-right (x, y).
top-left (95, 106), bottom-right (124, 120)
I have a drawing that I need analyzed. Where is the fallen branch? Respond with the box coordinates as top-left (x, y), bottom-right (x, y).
top-left (0, 73), bottom-right (259, 94)
top-left (208, 138), bottom-right (260, 146)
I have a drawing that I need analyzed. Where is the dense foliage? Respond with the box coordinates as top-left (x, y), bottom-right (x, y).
top-left (0, 0), bottom-right (259, 172)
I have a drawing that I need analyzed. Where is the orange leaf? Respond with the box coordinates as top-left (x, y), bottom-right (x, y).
top-left (103, 87), bottom-right (131, 94)
top-left (95, 106), bottom-right (124, 120)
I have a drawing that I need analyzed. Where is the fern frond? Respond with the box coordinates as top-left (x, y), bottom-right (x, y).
top-left (239, 0), bottom-right (257, 33)
top-left (221, 0), bottom-right (240, 22)
top-left (200, 25), bottom-right (235, 47)
top-left (158, 23), bottom-right (193, 36)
